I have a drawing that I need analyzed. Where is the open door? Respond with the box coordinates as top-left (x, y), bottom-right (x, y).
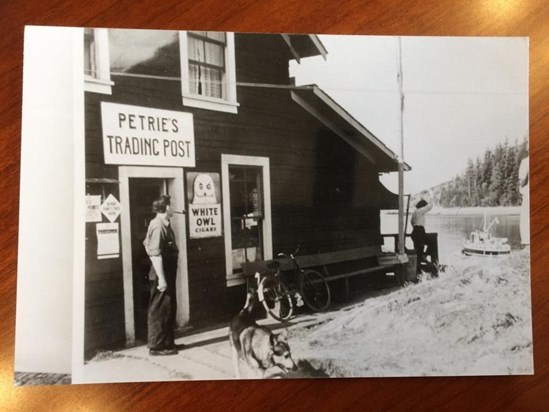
top-left (119, 167), bottom-right (188, 344)
top-left (128, 178), bottom-right (165, 342)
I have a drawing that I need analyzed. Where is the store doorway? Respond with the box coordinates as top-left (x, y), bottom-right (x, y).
top-left (128, 178), bottom-right (166, 342)
top-left (119, 166), bottom-right (188, 344)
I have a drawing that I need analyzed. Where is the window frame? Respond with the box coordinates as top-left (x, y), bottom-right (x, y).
top-left (187, 32), bottom-right (226, 99)
top-left (84, 28), bottom-right (113, 95)
top-left (179, 32), bottom-right (239, 114)
top-left (221, 155), bottom-right (272, 286)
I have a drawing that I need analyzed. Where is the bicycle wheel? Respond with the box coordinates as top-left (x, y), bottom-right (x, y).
top-left (258, 275), bottom-right (294, 322)
top-left (300, 269), bottom-right (331, 312)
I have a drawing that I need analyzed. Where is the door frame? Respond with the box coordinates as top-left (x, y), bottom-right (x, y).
top-left (119, 166), bottom-right (189, 344)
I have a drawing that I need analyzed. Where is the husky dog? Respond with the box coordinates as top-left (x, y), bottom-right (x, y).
top-left (228, 292), bottom-right (297, 379)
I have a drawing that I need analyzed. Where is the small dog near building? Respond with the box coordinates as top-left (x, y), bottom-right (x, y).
top-left (228, 292), bottom-right (297, 379)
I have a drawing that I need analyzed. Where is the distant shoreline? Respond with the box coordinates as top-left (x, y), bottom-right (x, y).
top-left (382, 206), bottom-right (521, 216)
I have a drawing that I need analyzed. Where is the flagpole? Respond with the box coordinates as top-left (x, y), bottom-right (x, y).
top-left (397, 37), bottom-right (406, 256)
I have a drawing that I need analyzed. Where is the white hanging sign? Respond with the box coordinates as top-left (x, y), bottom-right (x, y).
top-left (187, 173), bottom-right (222, 238)
top-left (101, 102), bottom-right (195, 167)
top-left (96, 222), bottom-right (120, 259)
top-left (100, 194), bottom-right (122, 223)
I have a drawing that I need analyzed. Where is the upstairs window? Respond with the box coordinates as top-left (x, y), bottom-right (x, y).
top-left (84, 29), bottom-right (96, 78)
top-left (180, 31), bottom-right (238, 114)
top-left (188, 31), bottom-right (226, 99)
top-left (84, 28), bottom-right (113, 94)
top-left (109, 29), bottom-right (180, 78)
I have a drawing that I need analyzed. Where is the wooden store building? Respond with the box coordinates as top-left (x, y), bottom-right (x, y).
top-left (83, 29), bottom-right (406, 355)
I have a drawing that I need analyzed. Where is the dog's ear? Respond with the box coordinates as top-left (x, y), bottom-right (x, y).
top-left (276, 329), bottom-right (288, 343)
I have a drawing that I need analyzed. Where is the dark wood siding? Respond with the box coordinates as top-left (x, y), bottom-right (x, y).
top-left (84, 181), bottom-right (125, 357)
top-left (236, 34), bottom-right (294, 85)
top-left (84, 32), bottom-right (390, 351)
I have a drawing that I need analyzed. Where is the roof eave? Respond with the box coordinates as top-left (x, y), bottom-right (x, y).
top-left (282, 34), bottom-right (327, 63)
top-left (291, 85), bottom-right (408, 172)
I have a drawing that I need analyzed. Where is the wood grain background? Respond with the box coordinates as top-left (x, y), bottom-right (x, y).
top-left (1, 0), bottom-right (547, 410)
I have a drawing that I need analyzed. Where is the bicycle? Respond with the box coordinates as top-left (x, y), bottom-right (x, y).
top-left (257, 246), bottom-right (331, 322)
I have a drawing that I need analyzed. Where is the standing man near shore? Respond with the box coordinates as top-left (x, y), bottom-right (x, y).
top-left (411, 190), bottom-right (434, 274)
top-left (143, 195), bottom-right (180, 356)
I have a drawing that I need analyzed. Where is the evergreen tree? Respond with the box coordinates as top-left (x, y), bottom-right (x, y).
top-left (505, 142), bottom-right (520, 205)
top-left (430, 139), bottom-right (526, 208)
top-left (465, 159), bottom-right (475, 205)
top-left (475, 157), bottom-right (483, 206)
top-left (482, 149), bottom-right (493, 205)
top-left (490, 143), bottom-right (507, 206)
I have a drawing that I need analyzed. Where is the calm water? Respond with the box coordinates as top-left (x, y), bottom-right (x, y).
top-left (380, 211), bottom-right (521, 265)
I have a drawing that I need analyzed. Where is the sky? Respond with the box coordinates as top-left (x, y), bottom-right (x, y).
top-left (290, 35), bottom-right (528, 195)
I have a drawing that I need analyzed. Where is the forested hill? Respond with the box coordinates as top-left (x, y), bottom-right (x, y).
top-left (431, 139), bottom-right (528, 208)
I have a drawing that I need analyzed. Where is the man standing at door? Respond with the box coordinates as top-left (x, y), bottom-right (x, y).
top-left (143, 195), bottom-right (179, 356)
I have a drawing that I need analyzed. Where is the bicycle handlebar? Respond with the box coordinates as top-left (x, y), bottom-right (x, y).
top-left (277, 245), bottom-right (301, 260)
top-left (277, 252), bottom-right (295, 260)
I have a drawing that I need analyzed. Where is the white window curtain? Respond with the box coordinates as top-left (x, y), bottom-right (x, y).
top-left (187, 33), bottom-right (225, 99)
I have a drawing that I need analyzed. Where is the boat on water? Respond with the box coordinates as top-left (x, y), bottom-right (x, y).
top-left (462, 216), bottom-right (511, 256)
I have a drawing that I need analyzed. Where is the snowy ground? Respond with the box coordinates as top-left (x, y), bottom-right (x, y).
top-left (69, 249), bottom-right (533, 384)
top-left (289, 249), bottom-right (533, 377)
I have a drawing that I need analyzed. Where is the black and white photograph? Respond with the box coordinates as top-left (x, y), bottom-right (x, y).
top-left (15, 26), bottom-right (532, 385)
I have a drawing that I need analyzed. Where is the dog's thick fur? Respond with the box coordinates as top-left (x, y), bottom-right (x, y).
top-left (228, 292), bottom-right (297, 379)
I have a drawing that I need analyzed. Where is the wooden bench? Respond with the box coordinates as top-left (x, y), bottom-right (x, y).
top-left (241, 246), bottom-right (404, 302)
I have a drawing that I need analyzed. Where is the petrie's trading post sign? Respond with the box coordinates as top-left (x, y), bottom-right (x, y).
top-left (101, 102), bottom-right (195, 167)
top-left (187, 173), bottom-right (222, 239)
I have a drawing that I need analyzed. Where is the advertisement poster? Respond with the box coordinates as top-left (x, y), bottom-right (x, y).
top-left (85, 195), bottom-right (102, 222)
top-left (187, 172), bottom-right (223, 239)
top-left (96, 222), bottom-right (120, 259)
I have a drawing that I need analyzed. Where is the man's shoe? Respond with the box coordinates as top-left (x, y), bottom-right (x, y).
top-left (149, 348), bottom-right (179, 356)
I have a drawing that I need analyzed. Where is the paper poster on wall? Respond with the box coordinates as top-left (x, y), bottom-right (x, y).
top-left (86, 195), bottom-right (102, 222)
top-left (96, 222), bottom-right (120, 259)
top-left (187, 172), bottom-right (222, 238)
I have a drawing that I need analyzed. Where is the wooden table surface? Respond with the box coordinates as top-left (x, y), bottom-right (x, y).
top-left (1, 1), bottom-right (548, 410)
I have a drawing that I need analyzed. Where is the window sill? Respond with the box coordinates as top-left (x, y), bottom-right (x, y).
top-left (183, 94), bottom-right (239, 114)
top-left (84, 77), bottom-right (114, 95)
top-left (226, 273), bottom-right (246, 287)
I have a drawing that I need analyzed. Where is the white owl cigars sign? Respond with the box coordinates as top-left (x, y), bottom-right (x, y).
top-left (187, 173), bottom-right (222, 239)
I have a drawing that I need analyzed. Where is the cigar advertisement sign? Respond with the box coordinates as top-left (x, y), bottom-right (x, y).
top-left (187, 172), bottom-right (222, 239)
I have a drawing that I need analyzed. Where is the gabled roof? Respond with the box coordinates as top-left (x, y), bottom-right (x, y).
top-left (281, 34), bottom-right (328, 62)
top-left (291, 85), bottom-right (411, 173)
